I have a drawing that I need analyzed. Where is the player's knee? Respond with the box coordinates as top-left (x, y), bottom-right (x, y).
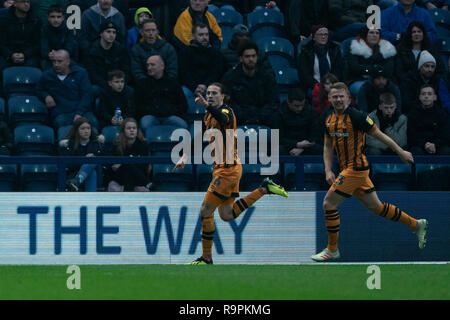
top-left (323, 199), bottom-right (335, 211)
top-left (200, 202), bottom-right (215, 218)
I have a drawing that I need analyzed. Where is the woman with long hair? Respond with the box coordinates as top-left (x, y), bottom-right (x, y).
top-left (395, 21), bottom-right (445, 83)
top-left (347, 26), bottom-right (397, 97)
top-left (108, 118), bottom-right (152, 192)
top-left (59, 117), bottom-right (104, 191)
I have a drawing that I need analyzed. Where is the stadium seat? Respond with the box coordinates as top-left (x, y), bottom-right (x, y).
top-left (415, 163), bottom-right (450, 191)
top-left (237, 124), bottom-right (272, 157)
top-left (186, 101), bottom-right (207, 124)
top-left (428, 8), bottom-right (450, 28)
top-left (2, 66), bottom-right (42, 98)
top-left (296, 37), bottom-right (312, 57)
top-left (152, 163), bottom-right (194, 191)
top-left (247, 9), bottom-right (285, 39)
top-left (14, 124), bottom-right (55, 156)
top-left (7, 95), bottom-right (49, 127)
top-left (274, 67), bottom-right (300, 101)
top-left (0, 97), bottom-right (5, 118)
top-left (284, 163), bottom-right (327, 191)
top-left (371, 163), bottom-right (412, 191)
top-left (256, 36), bottom-right (295, 69)
top-left (20, 164), bottom-right (58, 191)
top-left (57, 125), bottom-right (72, 142)
top-left (0, 164), bottom-right (18, 191)
top-left (240, 164), bottom-right (280, 191)
top-left (195, 163), bottom-right (214, 191)
top-left (146, 125), bottom-right (183, 156)
top-left (340, 37), bottom-right (355, 58)
top-left (208, 4), bottom-right (219, 15)
top-left (216, 8), bottom-right (244, 49)
top-left (101, 125), bottom-right (120, 145)
top-left (221, 4), bottom-right (237, 11)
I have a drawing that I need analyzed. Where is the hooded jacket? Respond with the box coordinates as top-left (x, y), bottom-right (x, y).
top-left (126, 7), bottom-right (152, 51)
top-left (347, 38), bottom-right (397, 84)
top-left (130, 38), bottom-right (178, 80)
top-left (366, 108), bottom-right (407, 153)
top-left (79, 3), bottom-right (126, 54)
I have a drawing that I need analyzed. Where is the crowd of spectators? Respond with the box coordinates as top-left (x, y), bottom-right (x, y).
top-left (0, 0), bottom-right (449, 191)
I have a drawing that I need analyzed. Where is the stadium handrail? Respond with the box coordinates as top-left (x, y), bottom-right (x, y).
top-left (0, 155), bottom-right (448, 191)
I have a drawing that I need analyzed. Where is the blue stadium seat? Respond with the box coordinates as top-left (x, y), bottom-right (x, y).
top-left (340, 37), bottom-right (355, 58)
top-left (2, 66), bottom-right (42, 98)
top-left (152, 163), bottom-right (194, 191)
top-left (274, 67), bottom-right (300, 101)
top-left (247, 9), bottom-right (285, 39)
top-left (216, 9), bottom-right (244, 49)
top-left (0, 164), bottom-right (18, 191)
top-left (284, 163), bottom-right (327, 191)
top-left (297, 37), bottom-right (312, 57)
top-left (186, 101), bottom-right (207, 124)
top-left (20, 164), bottom-right (58, 191)
top-left (415, 163), bottom-right (450, 190)
top-left (428, 8), bottom-right (450, 27)
top-left (436, 36), bottom-right (450, 53)
top-left (57, 125), bottom-right (73, 141)
top-left (0, 97), bottom-right (5, 118)
top-left (146, 125), bottom-right (183, 156)
top-left (371, 163), bottom-right (412, 191)
top-left (256, 36), bottom-right (295, 68)
top-left (221, 4), bottom-right (237, 11)
top-left (208, 4), bottom-right (219, 15)
top-left (240, 164), bottom-right (280, 191)
top-left (7, 95), bottom-right (49, 127)
top-left (101, 125), bottom-right (120, 145)
top-left (195, 163), bottom-right (214, 191)
top-left (14, 124), bottom-right (55, 156)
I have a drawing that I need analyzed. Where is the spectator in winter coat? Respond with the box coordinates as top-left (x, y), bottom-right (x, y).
top-left (366, 92), bottom-right (407, 155)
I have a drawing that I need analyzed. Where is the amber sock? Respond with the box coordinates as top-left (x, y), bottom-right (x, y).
top-left (232, 188), bottom-right (264, 219)
top-left (376, 203), bottom-right (418, 231)
top-left (201, 216), bottom-right (215, 258)
top-left (325, 209), bottom-right (340, 252)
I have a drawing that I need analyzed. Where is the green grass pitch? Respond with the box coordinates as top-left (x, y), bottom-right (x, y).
top-left (0, 264), bottom-right (448, 300)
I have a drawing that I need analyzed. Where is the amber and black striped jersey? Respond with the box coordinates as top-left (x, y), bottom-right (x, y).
top-left (203, 104), bottom-right (239, 168)
top-left (324, 106), bottom-right (378, 171)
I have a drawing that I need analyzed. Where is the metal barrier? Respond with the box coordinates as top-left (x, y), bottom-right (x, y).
top-left (0, 155), bottom-right (448, 191)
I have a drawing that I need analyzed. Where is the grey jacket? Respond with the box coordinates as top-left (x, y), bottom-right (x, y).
top-left (366, 109), bottom-right (407, 153)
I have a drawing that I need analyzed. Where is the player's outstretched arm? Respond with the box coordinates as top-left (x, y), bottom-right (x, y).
top-left (323, 134), bottom-right (336, 185)
top-left (369, 127), bottom-right (414, 164)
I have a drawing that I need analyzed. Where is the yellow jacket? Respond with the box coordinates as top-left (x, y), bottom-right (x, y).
top-left (173, 8), bottom-right (223, 46)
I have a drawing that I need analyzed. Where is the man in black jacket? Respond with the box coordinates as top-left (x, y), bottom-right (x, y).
top-left (135, 54), bottom-right (188, 132)
top-left (83, 20), bottom-right (130, 90)
top-left (130, 18), bottom-right (178, 81)
top-left (179, 22), bottom-right (226, 110)
top-left (277, 86), bottom-right (322, 155)
top-left (407, 84), bottom-right (450, 155)
top-left (221, 39), bottom-right (280, 127)
top-left (0, 0), bottom-right (41, 71)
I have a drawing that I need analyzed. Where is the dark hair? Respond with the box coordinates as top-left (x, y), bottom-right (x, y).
top-left (64, 117), bottom-right (98, 151)
top-left (116, 118), bottom-right (146, 155)
top-left (398, 21), bottom-right (433, 51)
top-left (237, 39), bottom-right (259, 57)
top-left (319, 73), bottom-right (339, 108)
top-left (208, 82), bottom-right (231, 103)
top-left (358, 26), bottom-right (381, 46)
top-left (48, 4), bottom-right (63, 15)
top-left (228, 32), bottom-right (250, 50)
top-left (192, 22), bottom-right (208, 35)
top-left (107, 69), bottom-right (125, 81)
top-left (140, 18), bottom-right (157, 29)
top-left (287, 86), bottom-right (305, 102)
top-left (419, 84), bottom-right (436, 94)
top-left (379, 92), bottom-right (396, 105)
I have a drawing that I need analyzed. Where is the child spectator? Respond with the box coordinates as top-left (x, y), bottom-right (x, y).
top-left (59, 117), bottom-right (104, 191)
top-left (312, 73), bottom-right (339, 117)
top-left (97, 69), bottom-right (135, 131)
top-left (41, 4), bottom-right (77, 70)
top-left (126, 7), bottom-right (152, 51)
top-left (107, 118), bottom-right (152, 192)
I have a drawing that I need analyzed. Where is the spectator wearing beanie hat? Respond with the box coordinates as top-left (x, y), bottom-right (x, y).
top-left (297, 25), bottom-right (343, 93)
top-left (84, 19), bottom-right (130, 90)
top-left (127, 7), bottom-right (152, 51)
top-left (400, 50), bottom-right (441, 114)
